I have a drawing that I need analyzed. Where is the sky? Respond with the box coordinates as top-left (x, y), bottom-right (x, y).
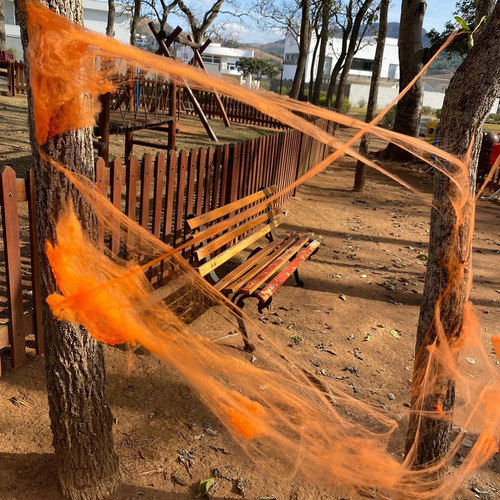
top-left (165, 0), bottom-right (460, 44)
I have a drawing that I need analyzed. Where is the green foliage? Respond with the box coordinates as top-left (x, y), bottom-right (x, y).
top-left (276, 85), bottom-right (290, 95)
top-left (235, 57), bottom-right (281, 81)
top-left (357, 98), bottom-right (367, 109)
top-left (379, 106), bottom-right (397, 128)
top-left (454, 14), bottom-right (488, 48)
top-left (6, 47), bottom-right (19, 60)
top-left (436, 109), bottom-right (442, 118)
top-left (421, 106), bottom-right (438, 116)
top-left (342, 97), bottom-right (351, 114)
top-left (317, 95), bottom-right (350, 114)
top-left (486, 113), bottom-right (500, 124)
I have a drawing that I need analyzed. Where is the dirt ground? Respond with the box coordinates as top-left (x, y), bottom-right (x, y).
top-left (0, 97), bottom-right (499, 499)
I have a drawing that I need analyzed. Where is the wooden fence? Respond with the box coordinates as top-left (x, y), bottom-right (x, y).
top-left (6, 63), bottom-right (283, 128)
top-left (186, 89), bottom-right (285, 129)
top-left (0, 125), bottom-right (330, 373)
top-left (7, 62), bottom-right (27, 96)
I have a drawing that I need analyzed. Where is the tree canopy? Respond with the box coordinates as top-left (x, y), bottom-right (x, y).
top-left (236, 57), bottom-right (281, 81)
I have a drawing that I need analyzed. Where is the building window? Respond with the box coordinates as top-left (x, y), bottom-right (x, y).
top-left (5, 1), bottom-right (16, 24)
top-left (285, 53), bottom-right (299, 65)
top-left (351, 58), bottom-right (373, 72)
top-left (202, 55), bottom-right (221, 65)
top-left (226, 61), bottom-right (237, 71)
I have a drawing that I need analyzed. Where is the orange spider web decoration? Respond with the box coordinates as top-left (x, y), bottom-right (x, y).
top-left (22, 2), bottom-right (500, 498)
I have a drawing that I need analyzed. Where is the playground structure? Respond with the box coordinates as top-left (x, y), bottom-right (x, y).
top-left (95, 26), bottom-right (231, 163)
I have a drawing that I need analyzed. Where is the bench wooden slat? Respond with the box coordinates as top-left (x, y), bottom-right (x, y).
top-left (214, 236), bottom-right (287, 291)
top-left (197, 214), bottom-right (284, 277)
top-left (257, 236), bottom-right (322, 304)
top-left (240, 235), bottom-right (311, 295)
top-left (187, 185), bottom-right (276, 230)
top-left (195, 208), bottom-right (280, 261)
top-left (225, 234), bottom-right (302, 294)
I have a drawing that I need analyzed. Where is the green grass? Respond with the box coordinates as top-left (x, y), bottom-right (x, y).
top-left (484, 123), bottom-right (500, 133)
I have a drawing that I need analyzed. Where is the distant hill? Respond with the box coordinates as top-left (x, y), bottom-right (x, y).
top-left (246, 40), bottom-right (285, 58)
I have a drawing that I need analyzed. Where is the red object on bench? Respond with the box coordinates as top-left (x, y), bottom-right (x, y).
top-left (489, 143), bottom-right (500, 166)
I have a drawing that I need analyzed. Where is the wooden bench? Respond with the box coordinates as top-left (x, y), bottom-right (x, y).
top-left (186, 186), bottom-right (322, 312)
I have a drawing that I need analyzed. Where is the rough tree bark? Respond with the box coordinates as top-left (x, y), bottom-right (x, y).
top-left (383, 0), bottom-right (426, 160)
top-left (405, 1), bottom-right (500, 468)
top-left (0, 0), bottom-right (5, 52)
top-left (333, 0), bottom-right (374, 113)
top-left (311, 0), bottom-right (331, 104)
top-left (353, 0), bottom-right (389, 191)
top-left (107, 0), bottom-right (115, 36)
top-left (15, 0), bottom-right (121, 498)
top-left (290, 0), bottom-right (311, 99)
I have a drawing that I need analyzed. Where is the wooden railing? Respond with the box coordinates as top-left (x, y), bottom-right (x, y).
top-left (7, 61), bottom-right (27, 96)
top-left (0, 124), bottom-right (330, 373)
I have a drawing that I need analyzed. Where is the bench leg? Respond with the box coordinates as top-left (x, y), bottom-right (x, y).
top-left (231, 294), bottom-right (255, 352)
top-left (294, 269), bottom-right (305, 287)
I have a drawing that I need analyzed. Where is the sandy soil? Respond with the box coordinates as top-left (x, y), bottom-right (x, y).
top-left (0, 138), bottom-right (499, 499)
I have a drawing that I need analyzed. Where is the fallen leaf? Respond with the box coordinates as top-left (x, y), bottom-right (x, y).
top-left (390, 330), bottom-right (401, 339)
top-left (339, 294), bottom-right (347, 301)
top-left (359, 274), bottom-right (368, 279)
top-left (197, 477), bottom-right (216, 498)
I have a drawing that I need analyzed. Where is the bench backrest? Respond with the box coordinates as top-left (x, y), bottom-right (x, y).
top-left (187, 186), bottom-right (282, 277)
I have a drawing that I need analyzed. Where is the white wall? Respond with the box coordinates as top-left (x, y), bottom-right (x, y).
top-left (348, 84), bottom-right (499, 115)
top-left (282, 33), bottom-right (400, 83)
top-left (4, 0), bottom-right (131, 59)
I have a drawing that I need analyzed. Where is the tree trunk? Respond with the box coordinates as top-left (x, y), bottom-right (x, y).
top-left (290, 0), bottom-right (311, 99)
top-left (326, 0), bottom-right (352, 108)
top-left (106, 0), bottom-right (115, 36)
top-left (130, 0), bottom-right (141, 45)
top-left (384, 0), bottom-right (426, 160)
top-left (0, 0), bottom-right (5, 52)
top-left (308, 29), bottom-right (320, 98)
top-left (353, 0), bottom-right (389, 191)
top-left (15, 1), bottom-right (121, 498)
top-left (311, 0), bottom-right (330, 105)
top-left (333, 0), bottom-right (374, 113)
top-left (405, 2), bottom-right (500, 468)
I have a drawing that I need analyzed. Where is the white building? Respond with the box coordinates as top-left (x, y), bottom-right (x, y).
top-left (176, 43), bottom-right (255, 82)
top-left (283, 34), bottom-right (400, 83)
top-left (4, 0), bottom-right (131, 59)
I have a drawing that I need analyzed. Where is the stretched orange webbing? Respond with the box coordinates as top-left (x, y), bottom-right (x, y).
top-left (23, 2), bottom-right (500, 498)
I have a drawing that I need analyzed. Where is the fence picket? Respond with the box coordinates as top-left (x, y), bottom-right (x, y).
top-left (110, 157), bottom-right (123, 255)
top-left (26, 170), bottom-right (44, 355)
top-left (152, 153), bottom-right (166, 238)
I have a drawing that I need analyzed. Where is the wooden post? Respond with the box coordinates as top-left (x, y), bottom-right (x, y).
top-left (98, 93), bottom-right (111, 165)
top-left (187, 34), bottom-right (230, 128)
top-left (0, 167), bottom-right (26, 368)
top-left (148, 21), bottom-right (218, 142)
top-left (168, 82), bottom-right (177, 151)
